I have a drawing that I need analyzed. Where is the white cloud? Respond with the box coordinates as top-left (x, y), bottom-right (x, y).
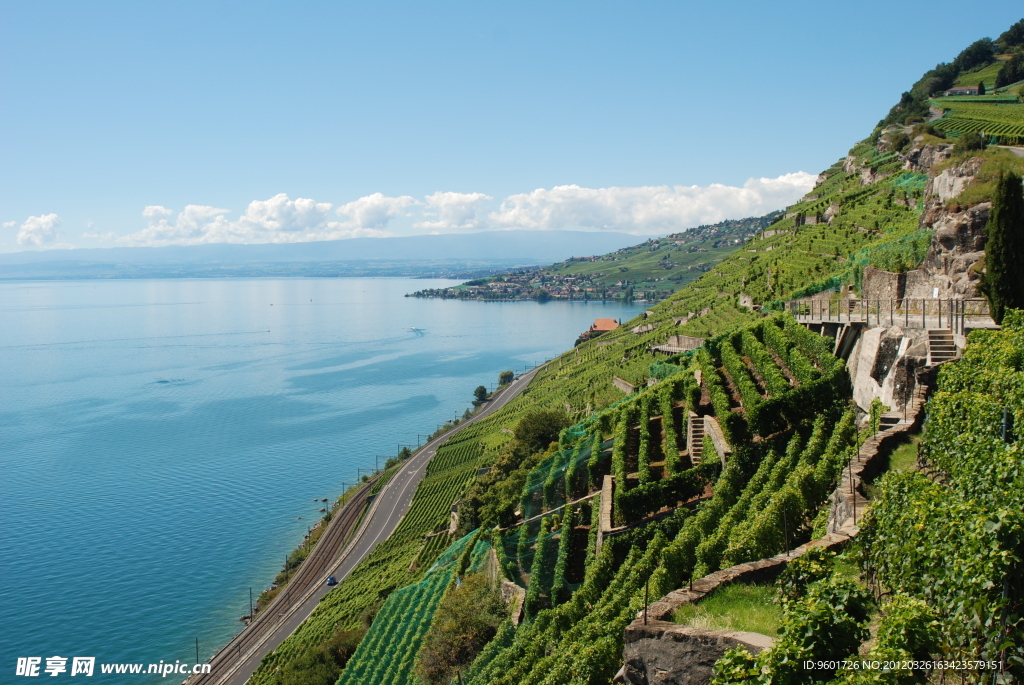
top-left (142, 205), bottom-right (173, 219)
top-left (113, 193), bottom-right (409, 247)
top-left (17, 173), bottom-right (814, 250)
top-left (489, 172), bottom-right (816, 234)
top-left (17, 213), bottom-right (64, 247)
top-left (414, 192), bottom-right (493, 230)
top-left (2, 221), bottom-right (15, 229)
top-left (335, 192), bottom-right (419, 229)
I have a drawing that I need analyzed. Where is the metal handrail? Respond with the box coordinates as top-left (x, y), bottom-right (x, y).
top-left (786, 297), bottom-right (991, 335)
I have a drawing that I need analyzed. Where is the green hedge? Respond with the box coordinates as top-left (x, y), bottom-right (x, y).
top-left (615, 469), bottom-right (702, 523)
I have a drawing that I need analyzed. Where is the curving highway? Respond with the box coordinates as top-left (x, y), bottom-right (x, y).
top-left (189, 364), bottom-right (544, 685)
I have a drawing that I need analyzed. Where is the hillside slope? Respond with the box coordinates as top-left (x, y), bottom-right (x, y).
top-left (408, 213), bottom-right (781, 304)
top-left (245, 21), bottom-right (1024, 685)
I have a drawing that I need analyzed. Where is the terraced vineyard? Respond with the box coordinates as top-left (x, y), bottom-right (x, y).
top-left (248, 23), bottom-right (1024, 684)
top-left (338, 533), bottom-right (491, 685)
top-left (931, 98), bottom-right (1024, 140)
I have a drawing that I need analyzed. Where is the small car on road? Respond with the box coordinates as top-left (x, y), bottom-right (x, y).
top-left (326, 576), bottom-right (338, 586)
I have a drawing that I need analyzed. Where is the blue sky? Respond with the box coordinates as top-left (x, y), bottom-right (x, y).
top-left (1, 1), bottom-right (1020, 251)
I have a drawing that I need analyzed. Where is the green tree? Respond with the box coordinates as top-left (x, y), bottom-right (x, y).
top-left (995, 50), bottom-right (1024, 87)
top-left (981, 171), bottom-right (1024, 323)
top-left (499, 370), bottom-right (514, 386)
top-left (473, 385), bottom-right (488, 403)
top-left (512, 409), bottom-right (570, 456)
top-left (978, 81), bottom-right (985, 95)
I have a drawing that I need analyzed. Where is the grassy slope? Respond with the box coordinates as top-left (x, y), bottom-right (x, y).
top-left (672, 584), bottom-right (782, 637)
top-left (952, 58), bottom-right (1008, 89)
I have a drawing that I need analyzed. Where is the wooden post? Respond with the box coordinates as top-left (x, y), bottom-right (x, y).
top-left (644, 577), bottom-right (649, 624)
top-left (905, 298), bottom-right (909, 328)
top-left (783, 511), bottom-right (789, 556)
top-left (922, 299), bottom-right (926, 329)
top-left (938, 298), bottom-right (942, 329)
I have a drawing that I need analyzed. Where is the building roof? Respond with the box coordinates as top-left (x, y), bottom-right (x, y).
top-left (590, 318), bottom-right (620, 332)
top-left (947, 86), bottom-right (978, 91)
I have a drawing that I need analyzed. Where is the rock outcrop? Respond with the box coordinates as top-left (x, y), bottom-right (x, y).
top-left (925, 156), bottom-right (983, 203)
top-left (901, 143), bottom-right (953, 173)
top-left (617, 624), bottom-right (772, 685)
top-left (908, 201), bottom-right (989, 298)
top-left (860, 150), bottom-right (989, 301)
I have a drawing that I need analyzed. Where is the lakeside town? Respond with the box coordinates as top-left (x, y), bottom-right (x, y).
top-left (407, 213), bottom-right (781, 303)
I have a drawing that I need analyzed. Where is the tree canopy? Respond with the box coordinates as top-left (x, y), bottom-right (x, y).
top-left (982, 171), bottom-right (1024, 324)
top-left (997, 18), bottom-right (1024, 49)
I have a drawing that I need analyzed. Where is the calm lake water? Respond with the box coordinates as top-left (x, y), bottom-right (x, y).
top-left (0, 278), bottom-right (643, 679)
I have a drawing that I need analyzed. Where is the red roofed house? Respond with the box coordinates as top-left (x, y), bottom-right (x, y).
top-left (590, 318), bottom-right (620, 333)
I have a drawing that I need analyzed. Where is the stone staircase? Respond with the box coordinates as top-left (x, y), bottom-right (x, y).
top-left (879, 412), bottom-right (902, 432)
top-left (927, 329), bottom-right (958, 366)
top-left (688, 414), bottom-right (705, 466)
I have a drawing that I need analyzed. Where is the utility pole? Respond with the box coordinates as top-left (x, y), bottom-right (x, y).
top-left (249, 587), bottom-right (253, 621)
top-left (195, 638), bottom-right (199, 666)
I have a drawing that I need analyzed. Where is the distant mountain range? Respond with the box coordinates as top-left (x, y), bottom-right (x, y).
top-left (0, 230), bottom-right (644, 280)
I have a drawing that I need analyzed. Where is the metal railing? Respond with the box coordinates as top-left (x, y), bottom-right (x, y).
top-left (787, 297), bottom-right (992, 335)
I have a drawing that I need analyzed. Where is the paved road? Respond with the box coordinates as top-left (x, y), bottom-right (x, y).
top-left (190, 364), bottom-right (545, 685)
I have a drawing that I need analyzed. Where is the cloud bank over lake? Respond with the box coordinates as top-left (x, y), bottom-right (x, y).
top-left (6, 172), bottom-right (815, 251)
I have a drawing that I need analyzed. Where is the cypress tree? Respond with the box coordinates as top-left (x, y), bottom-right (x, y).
top-left (983, 171), bottom-right (1024, 323)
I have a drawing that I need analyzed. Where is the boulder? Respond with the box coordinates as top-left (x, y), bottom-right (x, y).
top-left (616, 622), bottom-right (772, 685)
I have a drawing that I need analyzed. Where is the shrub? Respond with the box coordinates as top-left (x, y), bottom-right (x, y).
top-left (271, 627), bottom-right (365, 685)
top-left (889, 132), bottom-right (911, 151)
top-left (954, 131), bottom-right (985, 153)
top-left (777, 546), bottom-right (835, 602)
top-left (414, 574), bottom-right (508, 685)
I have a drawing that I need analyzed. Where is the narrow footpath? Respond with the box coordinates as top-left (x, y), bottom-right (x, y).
top-left (189, 364), bottom-right (546, 685)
